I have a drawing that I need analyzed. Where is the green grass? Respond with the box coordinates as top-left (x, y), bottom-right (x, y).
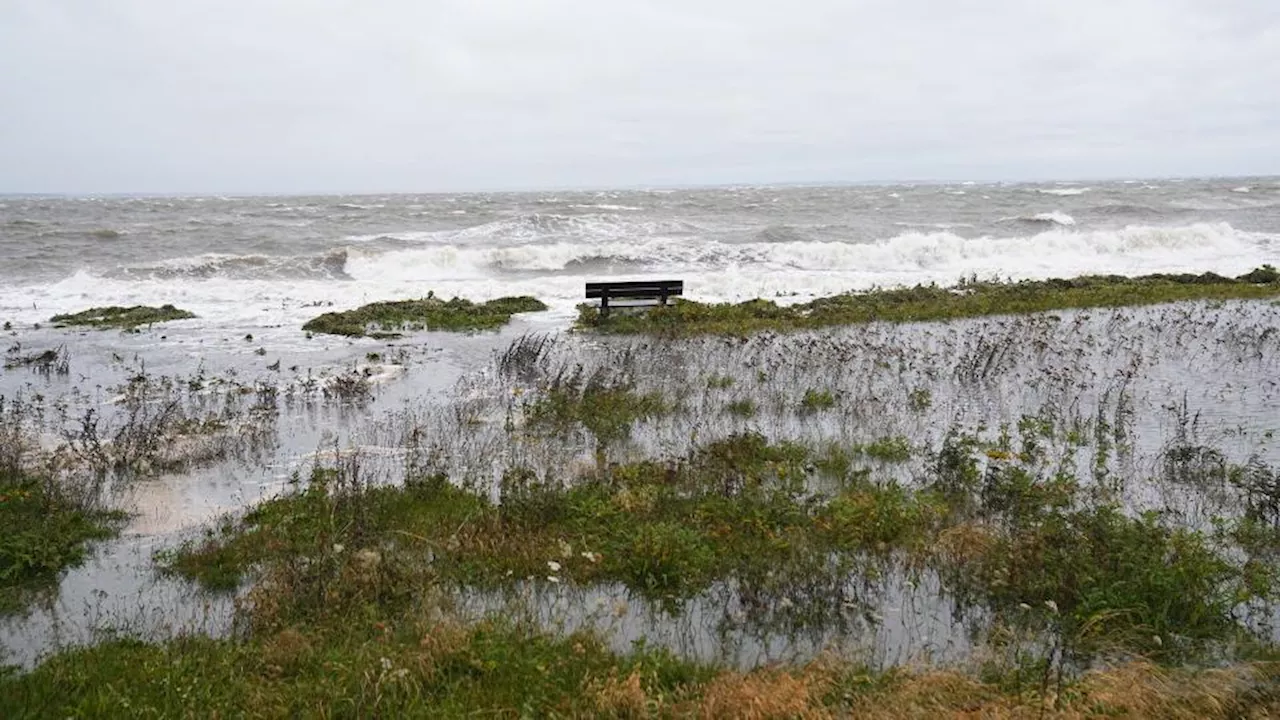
top-left (862, 435), bottom-right (912, 462)
top-left (0, 619), bottom-right (715, 718)
top-left (4, 629), bottom-right (1278, 718)
top-left (800, 388), bottom-right (837, 412)
top-left (725, 398), bottom-right (758, 418)
top-left (302, 294), bottom-right (548, 338)
top-left (50, 305), bottom-right (195, 330)
top-left (576, 266), bottom-right (1280, 336)
top-left (0, 474), bottom-right (125, 614)
top-left (160, 435), bottom-right (925, 610)
top-left (522, 375), bottom-right (671, 445)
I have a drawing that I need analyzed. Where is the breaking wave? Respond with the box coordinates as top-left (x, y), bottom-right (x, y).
top-left (346, 213), bottom-right (703, 247)
top-left (1037, 187), bottom-right (1090, 196)
top-left (343, 222), bottom-right (1268, 280)
top-left (114, 249), bottom-right (351, 281)
top-left (999, 211), bottom-right (1077, 226)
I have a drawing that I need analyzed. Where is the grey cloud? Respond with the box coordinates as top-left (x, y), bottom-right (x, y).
top-left (1, 0), bottom-right (1277, 193)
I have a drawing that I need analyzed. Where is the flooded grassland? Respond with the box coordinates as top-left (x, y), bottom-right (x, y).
top-left (3, 279), bottom-right (1280, 717)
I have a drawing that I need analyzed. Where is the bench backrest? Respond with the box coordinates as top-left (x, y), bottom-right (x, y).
top-left (584, 280), bottom-right (683, 299)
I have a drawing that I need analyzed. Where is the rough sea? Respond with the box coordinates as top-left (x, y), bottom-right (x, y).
top-left (4, 177), bottom-right (1279, 337)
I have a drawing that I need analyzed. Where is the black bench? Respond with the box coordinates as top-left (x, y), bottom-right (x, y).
top-left (585, 280), bottom-right (683, 318)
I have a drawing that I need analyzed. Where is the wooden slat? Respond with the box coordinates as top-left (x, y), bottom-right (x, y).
top-left (584, 280), bottom-right (683, 299)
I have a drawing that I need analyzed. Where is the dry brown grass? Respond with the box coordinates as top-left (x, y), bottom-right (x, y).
top-left (589, 669), bottom-right (650, 718)
top-left (934, 522), bottom-right (997, 566)
top-left (259, 627), bottom-right (313, 678)
top-left (836, 661), bottom-right (1279, 719)
top-left (695, 667), bottom-right (832, 720)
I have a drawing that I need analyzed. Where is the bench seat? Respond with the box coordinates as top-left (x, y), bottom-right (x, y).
top-left (585, 280), bottom-right (683, 318)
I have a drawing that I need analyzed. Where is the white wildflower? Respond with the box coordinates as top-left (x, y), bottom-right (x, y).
top-left (547, 575), bottom-right (561, 584)
top-left (1044, 600), bottom-right (1059, 614)
top-left (547, 560), bottom-right (562, 573)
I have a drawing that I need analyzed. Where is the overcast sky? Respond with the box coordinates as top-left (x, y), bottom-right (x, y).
top-left (1, 0), bottom-right (1277, 194)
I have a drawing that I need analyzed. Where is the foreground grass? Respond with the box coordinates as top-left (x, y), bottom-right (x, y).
top-left (50, 304), bottom-right (196, 330)
top-left (4, 618), bottom-right (1277, 718)
top-left (10, 427), bottom-right (1280, 716)
top-left (302, 295), bottom-right (548, 338)
top-left (577, 266), bottom-right (1280, 336)
top-left (0, 473), bottom-right (124, 614)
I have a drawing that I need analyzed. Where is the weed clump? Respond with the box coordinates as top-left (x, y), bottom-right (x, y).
top-left (799, 388), bottom-right (836, 412)
top-left (302, 294), bottom-right (547, 338)
top-left (51, 305), bottom-right (196, 330)
top-left (522, 370), bottom-right (670, 445)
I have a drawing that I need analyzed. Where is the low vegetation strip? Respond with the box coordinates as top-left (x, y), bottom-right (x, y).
top-left (3, 630), bottom-right (1276, 718)
top-left (302, 294), bottom-right (548, 338)
top-left (577, 265), bottom-right (1280, 336)
top-left (50, 305), bottom-right (196, 330)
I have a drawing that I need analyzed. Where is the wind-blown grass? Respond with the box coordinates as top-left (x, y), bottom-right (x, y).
top-left (302, 295), bottom-right (547, 338)
top-left (577, 266), bottom-right (1280, 336)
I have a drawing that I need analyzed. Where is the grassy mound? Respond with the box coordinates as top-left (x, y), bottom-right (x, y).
top-left (0, 474), bottom-right (125, 614)
top-left (577, 266), bottom-right (1280, 336)
top-left (302, 295), bottom-right (548, 338)
top-left (51, 305), bottom-right (196, 330)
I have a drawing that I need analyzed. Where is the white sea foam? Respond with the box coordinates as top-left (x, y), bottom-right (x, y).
top-left (1037, 187), bottom-right (1090, 196)
top-left (997, 211), bottom-right (1076, 226)
top-left (566, 203), bottom-right (644, 211)
top-left (1032, 211), bottom-right (1076, 226)
top-left (3, 223), bottom-right (1274, 330)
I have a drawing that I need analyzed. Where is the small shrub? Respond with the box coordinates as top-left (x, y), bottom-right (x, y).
top-left (863, 436), bottom-right (911, 462)
top-left (725, 398), bottom-right (758, 418)
top-left (799, 389), bottom-right (836, 412)
top-left (706, 374), bottom-right (735, 390)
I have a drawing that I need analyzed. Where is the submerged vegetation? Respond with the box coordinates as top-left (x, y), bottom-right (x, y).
top-left (578, 265), bottom-right (1280, 335)
top-left (82, 421), bottom-right (1280, 716)
top-left (50, 304), bottom-right (196, 330)
top-left (7, 276), bottom-right (1280, 715)
top-left (302, 294), bottom-right (548, 338)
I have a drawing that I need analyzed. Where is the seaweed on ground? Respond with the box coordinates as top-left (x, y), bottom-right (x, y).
top-left (51, 305), bottom-right (196, 330)
top-left (302, 295), bottom-right (548, 338)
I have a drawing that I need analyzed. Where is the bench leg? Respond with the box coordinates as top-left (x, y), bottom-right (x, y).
top-left (600, 297), bottom-right (610, 319)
